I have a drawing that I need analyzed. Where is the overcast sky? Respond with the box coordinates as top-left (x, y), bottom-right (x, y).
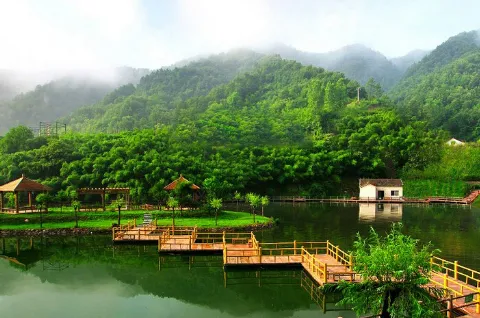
top-left (0, 0), bottom-right (479, 71)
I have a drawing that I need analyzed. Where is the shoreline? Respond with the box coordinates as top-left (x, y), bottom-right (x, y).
top-left (0, 221), bottom-right (275, 238)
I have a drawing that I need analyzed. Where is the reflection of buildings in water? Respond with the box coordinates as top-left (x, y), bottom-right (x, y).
top-left (358, 203), bottom-right (403, 223)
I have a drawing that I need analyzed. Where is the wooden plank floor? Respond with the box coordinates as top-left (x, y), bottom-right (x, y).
top-left (430, 271), bottom-right (480, 317)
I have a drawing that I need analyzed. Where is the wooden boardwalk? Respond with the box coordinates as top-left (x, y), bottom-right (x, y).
top-left (113, 225), bottom-right (480, 316)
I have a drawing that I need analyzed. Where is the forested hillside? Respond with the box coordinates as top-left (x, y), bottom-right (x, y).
top-left (0, 56), bottom-right (441, 200)
top-left (390, 31), bottom-right (480, 141)
top-left (63, 50), bottom-right (263, 132)
top-left (0, 67), bottom-right (150, 134)
top-left (259, 43), bottom-right (402, 90)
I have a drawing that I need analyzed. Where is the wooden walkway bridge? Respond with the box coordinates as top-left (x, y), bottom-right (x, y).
top-left (113, 225), bottom-right (480, 316)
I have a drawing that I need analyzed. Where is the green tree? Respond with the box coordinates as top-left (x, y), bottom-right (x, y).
top-left (0, 126), bottom-right (34, 154)
top-left (245, 193), bottom-right (260, 223)
top-left (166, 196), bottom-right (179, 227)
top-left (365, 77), bottom-right (384, 99)
top-left (209, 197), bottom-right (222, 226)
top-left (72, 200), bottom-right (81, 228)
top-left (35, 193), bottom-right (51, 228)
top-left (260, 195), bottom-right (269, 216)
top-left (336, 223), bottom-right (441, 318)
top-left (112, 197), bottom-right (125, 226)
top-left (234, 191), bottom-right (242, 211)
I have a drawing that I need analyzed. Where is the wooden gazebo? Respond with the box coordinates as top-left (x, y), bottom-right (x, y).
top-left (164, 175), bottom-right (200, 200)
top-left (0, 175), bottom-right (52, 213)
top-left (76, 187), bottom-right (130, 211)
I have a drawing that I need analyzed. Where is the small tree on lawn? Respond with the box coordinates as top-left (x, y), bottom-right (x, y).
top-left (167, 196), bottom-right (179, 227)
top-left (245, 193), bottom-right (260, 223)
top-left (112, 197), bottom-right (125, 226)
top-left (72, 200), bottom-right (81, 228)
top-left (335, 223), bottom-right (442, 318)
top-left (234, 191), bottom-right (242, 211)
top-left (209, 197), bottom-right (222, 226)
top-left (35, 193), bottom-right (51, 229)
top-left (260, 195), bottom-right (269, 216)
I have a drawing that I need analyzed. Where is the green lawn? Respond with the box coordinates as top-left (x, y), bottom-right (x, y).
top-left (403, 180), bottom-right (469, 198)
top-left (0, 209), bottom-right (272, 230)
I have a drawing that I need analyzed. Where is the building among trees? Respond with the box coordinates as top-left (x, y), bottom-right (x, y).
top-left (359, 179), bottom-right (403, 200)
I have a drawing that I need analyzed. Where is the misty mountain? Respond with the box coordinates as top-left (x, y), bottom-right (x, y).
top-left (390, 30), bottom-right (480, 140)
top-left (390, 49), bottom-right (431, 74)
top-left (256, 43), bottom-right (402, 90)
top-left (0, 67), bottom-right (150, 134)
top-left (63, 50), bottom-right (263, 132)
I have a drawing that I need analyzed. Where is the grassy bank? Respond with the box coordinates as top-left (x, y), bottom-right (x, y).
top-left (0, 209), bottom-right (272, 230)
top-left (403, 180), bottom-right (469, 198)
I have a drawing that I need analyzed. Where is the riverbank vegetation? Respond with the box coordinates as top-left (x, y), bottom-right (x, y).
top-left (0, 209), bottom-right (271, 230)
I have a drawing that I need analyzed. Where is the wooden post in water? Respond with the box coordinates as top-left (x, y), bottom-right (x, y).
top-left (112, 227), bottom-right (115, 241)
top-left (324, 263), bottom-right (328, 283)
top-left (454, 261), bottom-right (458, 280)
top-left (475, 288), bottom-right (480, 313)
top-left (447, 294), bottom-right (453, 318)
top-left (138, 228), bottom-right (140, 240)
top-left (259, 247), bottom-right (262, 264)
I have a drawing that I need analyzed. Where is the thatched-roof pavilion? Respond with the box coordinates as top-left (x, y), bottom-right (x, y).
top-left (164, 175), bottom-right (200, 191)
top-left (164, 175), bottom-right (200, 201)
top-left (0, 175), bottom-right (52, 213)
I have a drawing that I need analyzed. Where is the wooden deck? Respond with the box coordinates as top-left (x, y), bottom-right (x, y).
top-left (113, 225), bottom-right (480, 316)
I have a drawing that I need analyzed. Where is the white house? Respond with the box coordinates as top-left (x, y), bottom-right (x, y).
top-left (359, 179), bottom-right (403, 200)
top-left (446, 138), bottom-right (465, 146)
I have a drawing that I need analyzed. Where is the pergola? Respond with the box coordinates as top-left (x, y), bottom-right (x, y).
top-left (0, 175), bottom-right (52, 213)
top-left (76, 187), bottom-right (130, 211)
top-left (164, 175), bottom-right (200, 200)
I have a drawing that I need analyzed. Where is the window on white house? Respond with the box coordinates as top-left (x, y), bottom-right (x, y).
top-left (391, 190), bottom-right (399, 196)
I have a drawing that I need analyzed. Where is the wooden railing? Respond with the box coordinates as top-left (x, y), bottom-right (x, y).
top-left (301, 247), bottom-right (328, 283)
top-left (430, 256), bottom-right (480, 314)
top-left (326, 240), bottom-right (354, 270)
top-left (431, 256), bottom-right (480, 289)
top-left (438, 292), bottom-right (480, 317)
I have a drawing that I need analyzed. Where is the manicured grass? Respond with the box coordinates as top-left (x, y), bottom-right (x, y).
top-left (0, 210), bottom-right (271, 230)
top-left (403, 180), bottom-right (469, 198)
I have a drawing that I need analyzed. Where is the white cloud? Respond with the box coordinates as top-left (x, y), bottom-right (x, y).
top-left (0, 0), bottom-right (479, 72)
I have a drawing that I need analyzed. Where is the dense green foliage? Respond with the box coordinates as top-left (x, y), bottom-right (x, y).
top-left (402, 144), bottom-right (480, 181)
top-left (391, 31), bottom-right (480, 141)
top-left (0, 55), bottom-right (445, 200)
top-left (403, 180), bottom-right (469, 198)
top-left (336, 224), bottom-right (441, 318)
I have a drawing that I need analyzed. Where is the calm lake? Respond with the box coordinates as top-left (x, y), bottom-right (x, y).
top-left (1, 203), bottom-right (479, 318)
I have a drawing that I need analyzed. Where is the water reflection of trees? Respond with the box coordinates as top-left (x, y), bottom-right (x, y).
top-left (0, 236), bottom-right (355, 317)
